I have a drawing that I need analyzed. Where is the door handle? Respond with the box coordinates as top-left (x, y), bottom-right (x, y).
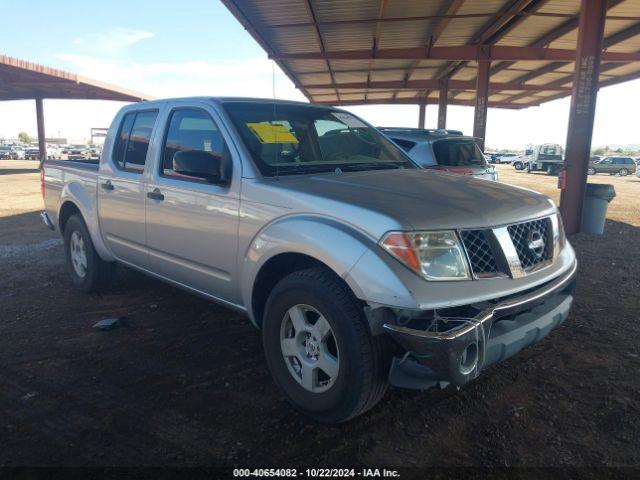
top-left (100, 180), bottom-right (114, 191)
top-left (147, 188), bottom-right (164, 201)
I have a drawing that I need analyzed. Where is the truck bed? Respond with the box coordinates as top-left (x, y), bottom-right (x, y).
top-left (42, 158), bottom-right (100, 232)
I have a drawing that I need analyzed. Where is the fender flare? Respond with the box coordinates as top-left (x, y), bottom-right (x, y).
top-left (241, 215), bottom-right (418, 326)
top-left (59, 182), bottom-right (114, 261)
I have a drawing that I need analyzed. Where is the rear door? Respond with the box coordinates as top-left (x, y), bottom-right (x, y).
top-left (97, 109), bottom-right (159, 267)
top-left (144, 103), bottom-right (241, 304)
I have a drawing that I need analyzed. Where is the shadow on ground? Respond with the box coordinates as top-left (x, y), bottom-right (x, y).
top-left (0, 168), bottom-right (40, 176)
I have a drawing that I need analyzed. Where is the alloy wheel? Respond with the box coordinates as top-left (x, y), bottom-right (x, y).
top-left (70, 231), bottom-right (88, 278)
top-left (279, 304), bottom-right (340, 393)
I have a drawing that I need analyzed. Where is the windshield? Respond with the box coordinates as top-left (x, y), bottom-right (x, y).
top-left (223, 102), bottom-right (414, 176)
top-left (432, 138), bottom-right (487, 167)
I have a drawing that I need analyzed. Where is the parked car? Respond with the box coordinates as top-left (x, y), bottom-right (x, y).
top-left (0, 145), bottom-right (17, 159)
top-left (25, 148), bottom-right (40, 160)
top-left (12, 145), bottom-right (26, 160)
top-left (41, 97), bottom-right (576, 423)
top-left (587, 156), bottom-right (636, 176)
top-left (495, 153), bottom-right (517, 164)
top-left (380, 128), bottom-right (498, 181)
top-left (484, 152), bottom-right (500, 163)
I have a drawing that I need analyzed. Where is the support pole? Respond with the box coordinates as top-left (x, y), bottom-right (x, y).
top-left (559, 0), bottom-right (606, 234)
top-left (418, 102), bottom-right (426, 129)
top-left (473, 59), bottom-right (490, 151)
top-left (437, 80), bottom-right (448, 129)
top-left (35, 97), bottom-right (47, 167)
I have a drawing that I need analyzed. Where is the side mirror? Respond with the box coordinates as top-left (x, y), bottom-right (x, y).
top-left (173, 150), bottom-right (227, 185)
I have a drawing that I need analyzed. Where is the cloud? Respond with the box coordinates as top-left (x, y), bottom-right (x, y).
top-left (54, 53), bottom-right (306, 101)
top-left (73, 28), bottom-right (155, 56)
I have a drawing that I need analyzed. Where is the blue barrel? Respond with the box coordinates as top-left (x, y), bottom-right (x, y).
top-left (581, 184), bottom-right (616, 234)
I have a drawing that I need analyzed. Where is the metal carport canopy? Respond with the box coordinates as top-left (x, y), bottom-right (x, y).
top-left (222, 0), bottom-right (640, 234)
top-left (0, 54), bottom-right (150, 163)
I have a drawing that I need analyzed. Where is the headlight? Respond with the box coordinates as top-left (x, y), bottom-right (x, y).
top-left (550, 212), bottom-right (566, 259)
top-left (380, 231), bottom-right (471, 281)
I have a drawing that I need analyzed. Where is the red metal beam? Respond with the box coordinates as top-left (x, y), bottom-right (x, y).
top-left (473, 61), bottom-right (491, 150)
top-left (301, 0), bottom-right (339, 102)
top-left (402, 0), bottom-right (466, 100)
top-left (312, 96), bottom-right (526, 109)
top-left (272, 45), bottom-right (640, 62)
top-left (560, 0), bottom-right (607, 234)
top-left (501, 20), bottom-right (640, 104)
top-left (437, 80), bottom-right (448, 129)
top-left (488, 0), bottom-right (625, 78)
top-left (418, 103), bottom-right (426, 128)
top-left (439, 0), bottom-right (550, 90)
top-left (303, 79), bottom-right (572, 91)
top-left (35, 97), bottom-right (46, 164)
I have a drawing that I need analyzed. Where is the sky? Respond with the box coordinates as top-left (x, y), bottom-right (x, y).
top-left (0, 0), bottom-right (639, 150)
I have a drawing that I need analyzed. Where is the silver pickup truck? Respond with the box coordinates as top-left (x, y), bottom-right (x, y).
top-left (42, 97), bottom-right (577, 423)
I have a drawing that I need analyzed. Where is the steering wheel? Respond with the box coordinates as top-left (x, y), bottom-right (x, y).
top-left (352, 129), bottom-right (378, 147)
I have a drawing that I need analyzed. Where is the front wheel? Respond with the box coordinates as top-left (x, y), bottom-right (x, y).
top-left (262, 267), bottom-right (391, 423)
top-left (587, 167), bottom-right (596, 175)
top-left (514, 162), bottom-right (524, 170)
top-left (63, 214), bottom-right (116, 292)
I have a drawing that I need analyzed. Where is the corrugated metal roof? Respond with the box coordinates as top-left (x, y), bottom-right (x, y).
top-left (222, 0), bottom-right (640, 108)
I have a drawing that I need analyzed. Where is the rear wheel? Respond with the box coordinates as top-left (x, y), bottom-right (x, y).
top-left (63, 214), bottom-right (116, 292)
top-left (619, 168), bottom-right (629, 176)
top-left (262, 267), bottom-right (391, 423)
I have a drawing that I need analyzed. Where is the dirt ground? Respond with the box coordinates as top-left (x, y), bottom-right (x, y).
top-left (1, 160), bottom-right (639, 468)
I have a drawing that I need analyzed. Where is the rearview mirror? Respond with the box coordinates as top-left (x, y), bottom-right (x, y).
top-left (173, 150), bottom-right (227, 184)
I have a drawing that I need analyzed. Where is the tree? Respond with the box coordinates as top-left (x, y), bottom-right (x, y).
top-left (18, 132), bottom-right (34, 143)
top-left (592, 147), bottom-right (605, 156)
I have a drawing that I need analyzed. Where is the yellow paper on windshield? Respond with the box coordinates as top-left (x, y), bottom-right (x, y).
top-left (246, 122), bottom-right (298, 144)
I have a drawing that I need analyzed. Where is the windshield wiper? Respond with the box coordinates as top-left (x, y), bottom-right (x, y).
top-left (271, 163), bottom-right (337, 176)
top-left (339, 162), bottom-right (403, 172)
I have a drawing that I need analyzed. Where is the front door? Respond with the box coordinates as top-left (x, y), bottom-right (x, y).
top-left (145, 105), bottom-right (241, 304)
top-left (98, 109), bottom-right (159, 267)
top-left (598, 158), bottom-right (615, 173)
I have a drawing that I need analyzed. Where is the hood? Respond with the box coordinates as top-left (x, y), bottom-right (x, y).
top-left (264, 169), bottom-right (555, 231)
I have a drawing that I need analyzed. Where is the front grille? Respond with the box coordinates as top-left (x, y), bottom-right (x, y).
top-left (460, 230), bottom-right (501, 277)
top-left (507, 218), bottom-right (552, 271)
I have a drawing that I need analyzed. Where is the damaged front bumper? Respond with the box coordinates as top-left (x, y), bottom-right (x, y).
top-left (384, 260), bottom-right (577, 390)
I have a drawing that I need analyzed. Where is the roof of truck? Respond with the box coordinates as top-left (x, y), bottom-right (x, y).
top-left (132, 96), bottom-right (338, 108)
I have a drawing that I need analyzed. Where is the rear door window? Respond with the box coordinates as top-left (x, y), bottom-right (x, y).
top-left (112, 110), bottom-right (158, 172)
top-left (432, 139), bottom-right (487, 167)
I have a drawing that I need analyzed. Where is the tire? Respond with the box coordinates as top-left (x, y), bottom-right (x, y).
top-left (514, 162), bottom-right (523, 170)
top-left (619, 168), bottom-right (629, 176)
top-left (587, 167), bottom-right (596, 175)
top-left (63, 214), bottom-right (116, 292)
top-left (262, 267), bottom-right (392, 423)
